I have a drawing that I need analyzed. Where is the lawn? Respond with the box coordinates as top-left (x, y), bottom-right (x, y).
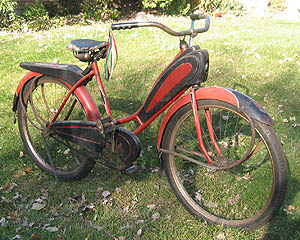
top-left (0, 15), bottom-right (300, 239)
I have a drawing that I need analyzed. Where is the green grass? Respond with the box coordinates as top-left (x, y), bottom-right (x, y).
top-left (1, 15), bottom-right (300, 239)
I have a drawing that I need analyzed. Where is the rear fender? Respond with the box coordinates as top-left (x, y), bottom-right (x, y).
top-left (13, 72), bottom-right (101, 121)
top-left (157, 86), bottom-right (273, 150)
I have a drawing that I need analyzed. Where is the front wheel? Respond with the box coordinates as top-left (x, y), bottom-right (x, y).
top-left (161, 99), bottom-right (288, 230)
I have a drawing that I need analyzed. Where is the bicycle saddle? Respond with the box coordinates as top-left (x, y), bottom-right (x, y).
top-left (67, 39), bottom-right (107, 52)
top-left (67, 39), bottom-right (107, 62)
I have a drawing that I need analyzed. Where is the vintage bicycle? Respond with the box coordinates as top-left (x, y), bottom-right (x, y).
top-left (12, 14), bottom-right (288, 230)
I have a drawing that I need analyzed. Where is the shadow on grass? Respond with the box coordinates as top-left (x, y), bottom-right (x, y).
top-left (263, 177), bottom-right (300, 240)
top-left (255, 70), bottom-right (300, 239)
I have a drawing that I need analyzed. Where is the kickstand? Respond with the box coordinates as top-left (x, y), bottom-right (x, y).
top-left (41, 133), bottom-right (60, 183)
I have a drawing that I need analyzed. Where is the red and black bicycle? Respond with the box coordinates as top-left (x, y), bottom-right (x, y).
top-left (13, 14), bottom-right (288, 230)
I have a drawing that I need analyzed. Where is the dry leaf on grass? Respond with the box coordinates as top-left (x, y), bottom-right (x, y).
top-left (31, 233), bottom-right (40, 240)
top-left (151, 213), bottom-right (160, 220)
top-left (0, 183), bottom-right (17, 193)
top-left (45, 226), bottom-right (59, 232)
top-left (32, 203), bottom-right (46, 211)
top-left (217, 232), bottom-right (226, 239)
top-left (284, 205), bottom-right (296, 214)
top-left (147, 204), bottom-right (156, 211)
top-left (102, 191), bottom-right (111, 198)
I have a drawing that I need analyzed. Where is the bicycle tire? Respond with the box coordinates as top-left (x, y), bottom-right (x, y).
top-left (18, 76), bottom-right (95, 180)
top-left (161, 99), bottom-right (288, 230)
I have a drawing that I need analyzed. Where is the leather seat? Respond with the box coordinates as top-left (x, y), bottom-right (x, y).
top-left (67, 39), bottom-right (107, 53)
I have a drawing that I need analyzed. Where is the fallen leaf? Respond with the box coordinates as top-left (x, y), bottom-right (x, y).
top-left (25, 167), bottom-right (33, 173)
top-left (115, 187), bottom-right (121, 194)
top-left (207, 202), bottom-right (218, 208)
top-left (136, 220), bottom-right (145, 225)
top-left (102, 191), bottom-right (111, 198)
top-left (151, 167), bottom-right (159, 173)
top-left (147, 204), bottom-right (156, 211)
top-left (9, 211), bottom-right (19, 223)
top-left (41, 189), bottom-right (49, 199)
top-left (195, 192), bottom-right (203, 204)
top-left (137, 228), bottom-right (142, 236)
top-left (32, 203), bottom-right (46, 211)
top-left (0, 183), bottom-right (17, 193)
top-left (151, 213), bottom-right (160, 220)
top-left (0, 217), bottom-right (6, 226)
top-left (51, 208), bottom-right (58, 216)
top-left (35, 198), bottom-right (43, 204)
top-left (222, 115), bottom-right (229, 121)
top-left (63, 149), bottom-right (70, 155)
top-left (123, 206), bottom-right (129, 213)
top-left (14, 170), bottom-right (26, 178)
top-left (118, 237), bottom-right (126, 240)
top-left (45, 226), bottom-right (59, 232)
top-left (1, 196), bottom-right (11, 203)
top-left (241, 173), bottom-right (251, 180)
top-left (228, 194), bottom-right (240, 206)
top-left (28, 222), bottom-right (35, 228)
top-left (56, 235), bottom-right (64, 240)
top-left (88, 221), bottom-right (104, 231)
top-left (284, 205), bottom-right (296, 214)
top-left (22, 219), bottom-right (28, 227)
top-left (217, 232), bottom-right (226, 239)
top-left (120, 223), bottom-right (131, 230)
top-left (31, 233), bottom-right (40, 240)
top-left (78, 193), bottom-right (87, 208)
top-left (19, 151), bottom-right (24, 158)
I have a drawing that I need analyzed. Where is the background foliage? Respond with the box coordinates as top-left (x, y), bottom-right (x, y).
top-left (0, 0), bottom-right (290, 31)
top-left (0, 0), bottom-right (17, 28)
top-left (0, 0), bottom-right (248, 31)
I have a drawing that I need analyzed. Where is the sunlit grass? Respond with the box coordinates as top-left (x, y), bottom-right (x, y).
top-left (0, 15), bottom-right (300, 239)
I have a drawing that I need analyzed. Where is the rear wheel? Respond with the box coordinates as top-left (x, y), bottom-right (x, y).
top-left (161, 99), bottom-right (288, 230)
top-left (18, 76), bottom-right (95, 180)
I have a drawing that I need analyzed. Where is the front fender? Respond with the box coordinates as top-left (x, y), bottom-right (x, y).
top-left (157, 86), bottom-right (273, 149)
top-left (13, 72), bottom-right (101, 121)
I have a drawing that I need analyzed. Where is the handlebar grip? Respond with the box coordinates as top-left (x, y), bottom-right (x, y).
top-left (190, 14), bottom-right (207, 20)
top-left (111, 22), bottom-right (139, 31)
top-left (190, 14), bottom-right (210, 34)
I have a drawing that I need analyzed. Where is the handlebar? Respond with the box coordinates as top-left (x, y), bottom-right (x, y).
top-left (111, 14), bottom-right (210, 37)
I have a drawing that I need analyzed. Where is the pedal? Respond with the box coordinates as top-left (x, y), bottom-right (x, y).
top-left (123, 165), bottom-right (140, 175)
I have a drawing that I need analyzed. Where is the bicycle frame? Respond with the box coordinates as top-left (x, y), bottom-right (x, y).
top-left (45, 46), bottom-right (196, 133)
top-left (13, 16), bottom-right (274, 169)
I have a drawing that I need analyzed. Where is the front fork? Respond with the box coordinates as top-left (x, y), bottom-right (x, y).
top-left (190, 88), bottom-right (223, 166)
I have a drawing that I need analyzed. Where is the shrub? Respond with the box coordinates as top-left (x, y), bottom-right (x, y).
top-left (0, 0), bottom-right (17, 28)
top-left (58, 0), bottom-right (84, 15)
top-left (142, 0), bottom-right (194, 16)
top-left (196, 0), bottom-right (244, 14)
top-left (141, 0), bottom-right (244, 16)
top-left (268, 0), bottom-right (287, 12)
top-left (81, 0), bottom-right (120, 21)
top-left (23, 1), bottom-right (50, 30)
